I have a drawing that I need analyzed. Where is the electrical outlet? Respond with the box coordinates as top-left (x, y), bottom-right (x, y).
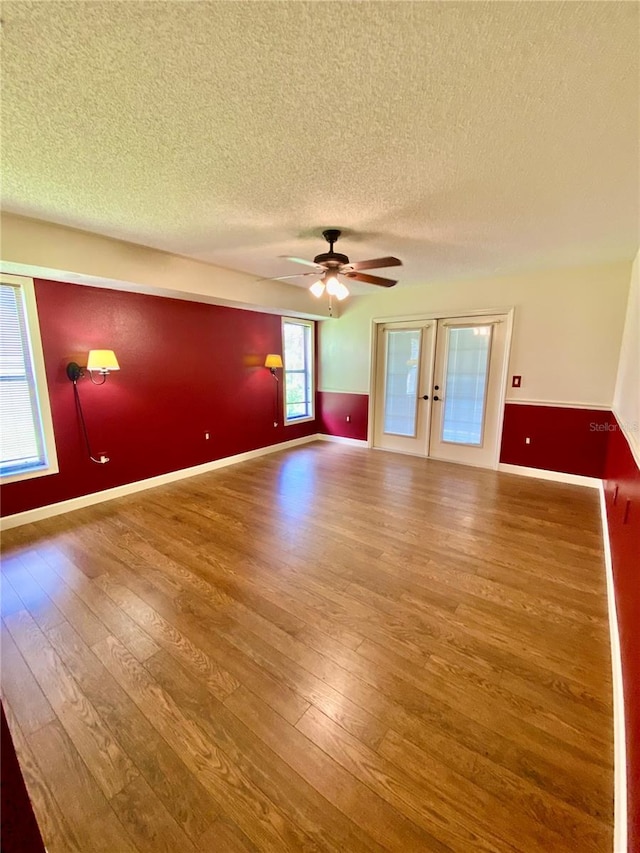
top-left (512, 375), bottom-right (522, 388)
top-left (346, 415), bottom-right (351, 423)
top-left (205, 432), bottom-right (210, 440)
top-left (525, 437), bottom-right (531, 445)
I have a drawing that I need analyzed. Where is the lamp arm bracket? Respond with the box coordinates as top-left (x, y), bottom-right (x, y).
top-left (66, 362), bottom-right (84, 383)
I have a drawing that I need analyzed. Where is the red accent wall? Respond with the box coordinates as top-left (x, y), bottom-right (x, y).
top-left (317, 391), bottom-right (368, 441)
top-left (603, 420), bottom-right (640, 853)
top-left (499, 403), bottom-right (613, 478)
top-left (1, 279), bottom-right (317, 517)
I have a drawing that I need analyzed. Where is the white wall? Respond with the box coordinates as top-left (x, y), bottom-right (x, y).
top-left (319, 261), bottom-right (632, 407)
top-left (613, 250), bottom-right (640, 459)
top-left (0, 213), bottom-right (331, 320)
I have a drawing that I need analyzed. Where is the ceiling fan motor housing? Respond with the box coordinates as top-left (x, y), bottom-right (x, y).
top-left (314, 229), bottom-right (348, 267)
top-left (313, 251), bottom-right (349, 267)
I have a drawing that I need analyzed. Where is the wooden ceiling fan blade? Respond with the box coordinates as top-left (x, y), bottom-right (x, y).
top-left (344, 271), bottom-right (398, 288)
top-left (279, 255), bottom-right (322, 269)
top-left (257, 272), bottom-right (319, 282)
top-left (345, 256), bottom-right (402, 272)
top-left (274, 272), bottom-right (320, 279)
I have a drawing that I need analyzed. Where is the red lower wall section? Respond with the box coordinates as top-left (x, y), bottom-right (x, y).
top-left (318, 391), bottom-right (368, 441)
top-left (1, 279), bottom-right (317, 517)
top-left (500, 404), bottom-right (613, 477)
top-left (604, 420), bottom-right (640, 853)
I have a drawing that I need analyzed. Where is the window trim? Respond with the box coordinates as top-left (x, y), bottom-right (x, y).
top-left (282, 317), bottom-right (315, 426)
top-left (1, 273), bottom-right (59, 484)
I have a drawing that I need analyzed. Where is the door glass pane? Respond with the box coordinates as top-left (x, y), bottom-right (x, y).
top-left (383, 329), bottom-right (421, 436)
top-left (442, 326), bottom-right (492, 445)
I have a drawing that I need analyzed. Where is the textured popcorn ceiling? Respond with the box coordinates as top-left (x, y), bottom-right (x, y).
top-left (1, 1), bottom-right (639, 290)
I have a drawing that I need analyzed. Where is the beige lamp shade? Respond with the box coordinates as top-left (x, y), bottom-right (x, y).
top-left (309, 280), bottom-right (326, 298)
top-left (87, 349), bottom-right (120, 372)
top-left (264, 354), bottom-right (283, 369)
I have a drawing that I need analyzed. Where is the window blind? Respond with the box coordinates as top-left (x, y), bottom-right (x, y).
top-left (0, 283), bottom-right (47, 476)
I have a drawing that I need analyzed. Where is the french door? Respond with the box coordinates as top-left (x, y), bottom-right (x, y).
top-left (373, 314), bottom-right (510, 468)
top-left (373, 321), bottom-right (435, 454)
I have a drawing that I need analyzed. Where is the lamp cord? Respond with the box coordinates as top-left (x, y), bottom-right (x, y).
top-left (72, 380), bottom-right (108, 464)
top-left (272, 373), bottom-right (279, 426)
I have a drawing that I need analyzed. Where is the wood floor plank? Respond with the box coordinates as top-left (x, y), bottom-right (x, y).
top-left (46, 619), bottom-right (218, 842)
top-left (0, 571), bottom-right (25, 619)
top-left (1, 558), bottom-right (66, 632)
top-left (110, 774), bottom-right (197, 853)
top-left (92, 571), bottom-right (239, 699)
top-left (36, 543), bottom-right (160, 661)
top-left (109, 500), bottom-right (365, 649)
top-left (197, 817), bottom-right (259, 852)
top-left (147, 647), bottom-right (385, 853)
top-left (2, 700), bottom-right (83, 853)
top-left (27, 720), bottom-right (137, 853)
top-left (94, 634), bottom-right (319, 851)
top-left (148, 582), bottom-right (390, 750)
top-left (19, 548), bottom-right (110, 647)
top-left (93, 563), bottom-right (310, 725)
top-left (0, 446), bottom-right (613, 852)
top-left (297, 702), bottom-right (518, 853)
top-left (28, 719), bottom-right (115, 828)
top-left (225, 684), bottom-right (439, 852)
top-left (4, 609), bottom-right (138, 799)
top-left (297, 620), bottom-right (612, 812)
top-left (0, 622), bottom-right (56, 735)
top-left (378, 727), bottom-right (567, 853)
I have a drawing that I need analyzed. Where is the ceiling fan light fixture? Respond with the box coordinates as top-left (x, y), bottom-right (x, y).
top-left (325, 275), bottom-right (349, 301)
top-left (335, 283), bottom-right (349, 301)
top-left (309, 279), bottom-right (326, 298)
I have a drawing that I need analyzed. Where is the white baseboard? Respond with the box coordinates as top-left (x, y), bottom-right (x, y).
top-left (598, 484), bottom-right (628, 853)
top-left (0, 434), bottom-right (320, 530)
top-left (497, 463), bottom-right (600, 489)
top-left (316, 434), bottom-right (369, 448)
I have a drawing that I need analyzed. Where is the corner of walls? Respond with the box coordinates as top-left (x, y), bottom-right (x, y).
top-left (603, 417), bottom-right (640, 853)
top-left (605, 247), bottom-right (640, 853)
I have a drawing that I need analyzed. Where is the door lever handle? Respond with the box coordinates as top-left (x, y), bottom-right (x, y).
top-left (433, 395), bottom-right (440, 401)
top-left (421, 395), bottom-right (429, 400)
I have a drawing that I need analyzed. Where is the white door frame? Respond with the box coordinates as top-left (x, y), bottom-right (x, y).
top-left (367, 307), bottom-right (515, 470)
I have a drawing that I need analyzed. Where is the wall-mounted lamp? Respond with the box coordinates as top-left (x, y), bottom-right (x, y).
top-left (265, 354), bottom-right (283, 427)
top-left (66, 349), bottom-right (119, 464)
top-left (265, 353), bottom-right (283, 376)
top-left (67, 349), bottom-right (120, 386)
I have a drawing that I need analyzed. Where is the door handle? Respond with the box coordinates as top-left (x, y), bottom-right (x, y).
top-left (421, 395), bottom-right (429, 400)
top-left (433, 395), bottom-right (440, 401)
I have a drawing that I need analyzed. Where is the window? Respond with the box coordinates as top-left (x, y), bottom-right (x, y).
top-left (0, 274), bottom-right (58, 483)
top-left (282, 318), bottom-right (315, 424)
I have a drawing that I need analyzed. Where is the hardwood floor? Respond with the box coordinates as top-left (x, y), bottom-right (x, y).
top-left (0, 443), bottom-right (613, 852)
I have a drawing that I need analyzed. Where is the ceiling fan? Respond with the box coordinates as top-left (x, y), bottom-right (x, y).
top-left (272, 229), bottom-right (402, 301)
